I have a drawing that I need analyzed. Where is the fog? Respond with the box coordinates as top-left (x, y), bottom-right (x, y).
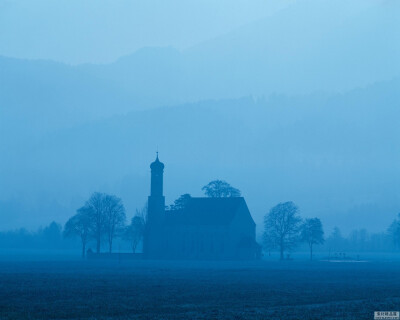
top-left (1, 0), bottom-right (399, 238)
top-left (0, 0), bottom-right (296, 64)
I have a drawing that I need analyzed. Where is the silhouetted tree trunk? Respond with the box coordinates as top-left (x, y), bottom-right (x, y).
top-left (86, 192), bottom-right (108, 254)
top-left (301, 218), bottom-right (324, 261)
top-left (103, 194), bottom-right (126, 253)
top-left (64, 206), bottom-right (92, 258)
top-left (264, 202), bottom-right (301, 261)
top-left (123, 212), bottom-right (146, 253)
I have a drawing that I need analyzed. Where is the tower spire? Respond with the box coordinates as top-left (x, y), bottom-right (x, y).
top-left (150, 153), bottom-right (164, 197)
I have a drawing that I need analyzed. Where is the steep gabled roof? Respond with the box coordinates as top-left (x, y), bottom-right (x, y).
top-left (165, 197), bottom-right (249, 226)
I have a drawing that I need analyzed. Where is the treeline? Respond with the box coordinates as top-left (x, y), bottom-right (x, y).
top-left (2, 180), bottom-right (400, 260)
top-left (0, 221), bottom-right (68, 250)
top-left (0, 180), bottom-right (236, 257)
top-left (262, 202), bottom-right (400, 260)
top-left (0, 193), bottom-right (146, 256)
top-left (63, 192), bottom-right (146, 257)
top-left (263, 201), bottom-right (323, 260)
top-left (320, 227), bottom-right (396, 253)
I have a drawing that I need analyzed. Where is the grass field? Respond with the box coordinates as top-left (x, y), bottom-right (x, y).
top-left (0, 259), bottom-right (399, 319)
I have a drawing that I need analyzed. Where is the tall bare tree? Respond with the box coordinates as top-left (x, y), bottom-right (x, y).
top-left (103, 194), bottom-right (126, 253)
top-left (136, 203), bottom-right (148, 227)
top-left (124, 210), bottom-right (146, 253)
top-left (86, 192), bottom-right (107, 253)
top-left (64, 206), bottom-right (92, 257)
top-left (301, 218), bottom-right (324, 260)
top-left (263, 201), bottom-right (302, 260)
top-left (202, 180), bottom-right (241, 198)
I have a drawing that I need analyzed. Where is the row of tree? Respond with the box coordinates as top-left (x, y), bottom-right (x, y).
top-left (323, 226), bottom-right (396, 253)
top-left (0, 221), bottom-right (65, 250)
top-left (62, 180), bottom-right (400, 260)
top-left (64, 192), bottom-right (146, 257)
top-left (263, 201), bottom-right (324, 260)
top-left (263, 202), bottom-right (400, 260)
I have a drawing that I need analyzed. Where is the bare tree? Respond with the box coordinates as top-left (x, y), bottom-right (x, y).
top-left (201, 180), bottom-right (241, 198)
top-left (263, 201), bottom-right (302, 260)
top-left (86, 192), bottom-right (107, 253)
top-left (103, 194), bottom-right (126, 253)
top-left (63, 206), bottom-right (92, 257)
top-left (124, 211), bottom-right (146, 253)
top-left (301, 218), bottom-right (324, 260)
top-left (135, 202), bottom-right (148, 225)
top-left (388, 213), bottom-right (400, 249)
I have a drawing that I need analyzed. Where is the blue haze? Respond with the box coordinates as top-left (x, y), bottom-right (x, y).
top-left (0, 0), bottom-right (399, 236)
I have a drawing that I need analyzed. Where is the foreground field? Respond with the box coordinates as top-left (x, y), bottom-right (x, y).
top-left (0, 259), bottom-right (399, 319)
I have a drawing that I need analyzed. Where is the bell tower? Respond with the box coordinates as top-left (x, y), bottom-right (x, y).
top-left (147, 152), bottom-right (165, 224)
top-left (144, 153), bottom-right (165, 258)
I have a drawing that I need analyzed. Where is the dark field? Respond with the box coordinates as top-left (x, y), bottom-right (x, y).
top-left (0, 259), bottom-right (400, 320)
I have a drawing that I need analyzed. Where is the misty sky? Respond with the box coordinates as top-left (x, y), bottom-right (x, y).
top-left (0, 0), bottom-right (383, 65)
top-left (0, 0), bottom-right (299, 64)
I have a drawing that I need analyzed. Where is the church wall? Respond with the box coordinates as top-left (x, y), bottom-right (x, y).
top-left (228, 204), bottom-right (257, 259)
top-left (161, 225), bottom-right (231, 260)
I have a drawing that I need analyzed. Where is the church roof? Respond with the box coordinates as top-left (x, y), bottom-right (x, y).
top-left (165, 197), bottom-right (249, 226)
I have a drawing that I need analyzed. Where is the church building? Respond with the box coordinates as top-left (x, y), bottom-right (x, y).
top-left (143, 154), bottom-right (260, 260)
